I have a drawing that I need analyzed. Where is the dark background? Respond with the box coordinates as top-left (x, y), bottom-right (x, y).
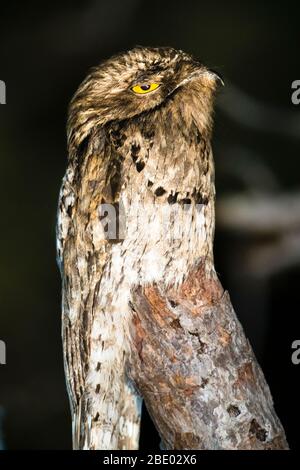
top-left (0, 0), bottom-right (299, 449)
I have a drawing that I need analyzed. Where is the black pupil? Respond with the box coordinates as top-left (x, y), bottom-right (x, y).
top-left (140, 84), bottom-right (151, 91)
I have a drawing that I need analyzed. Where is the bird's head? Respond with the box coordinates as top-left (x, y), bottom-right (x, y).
top-left (68, 47), bottom-right (223, 155)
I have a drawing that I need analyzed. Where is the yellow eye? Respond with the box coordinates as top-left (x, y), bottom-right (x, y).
top-left (131, 83), bottom-right (160, 94)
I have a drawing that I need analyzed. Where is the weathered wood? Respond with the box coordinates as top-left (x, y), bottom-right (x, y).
top-left (128, 260), bottom-right (288, 449)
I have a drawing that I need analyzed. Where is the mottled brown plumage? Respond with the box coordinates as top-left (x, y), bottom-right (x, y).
top-left (57, 46), bottom-right (220, 449)
top-left (57, 47), bottom-right (287, 450)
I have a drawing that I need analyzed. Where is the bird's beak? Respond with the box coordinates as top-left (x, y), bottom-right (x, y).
top-left (172, 67), bottom-right (224, 96)
top-left (189, 68), bottom-right (224, 88)
top-left (207, 69), bottom-right (224, 87)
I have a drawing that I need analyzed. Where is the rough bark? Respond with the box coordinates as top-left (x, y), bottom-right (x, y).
top-left (128, 259), bottom-right (289, 450)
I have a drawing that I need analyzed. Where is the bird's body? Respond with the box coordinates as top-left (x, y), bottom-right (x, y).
top-left (57, 47), bottom-right (220, 449)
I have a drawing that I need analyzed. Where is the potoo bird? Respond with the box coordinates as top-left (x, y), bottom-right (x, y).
top-left (57, 46), bottom-right (223, 449)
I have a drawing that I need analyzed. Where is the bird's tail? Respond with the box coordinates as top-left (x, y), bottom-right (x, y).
top-left (71, 378), bottom-right (142, 450)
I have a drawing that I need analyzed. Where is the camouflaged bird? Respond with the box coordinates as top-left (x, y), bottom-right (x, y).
top-left (57, 46), bottom-right (222, 449)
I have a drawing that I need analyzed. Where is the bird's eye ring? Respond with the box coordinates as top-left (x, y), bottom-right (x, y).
top-left (131, 83), bottom-right (160, 94)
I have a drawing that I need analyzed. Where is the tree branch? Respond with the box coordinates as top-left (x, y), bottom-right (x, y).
top-left (128, 259), bottom-right (288, 450)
